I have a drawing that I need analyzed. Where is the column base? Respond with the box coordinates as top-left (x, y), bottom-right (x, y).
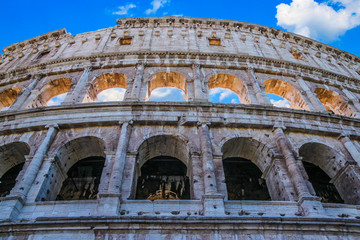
top-left (202, 194), bottom-right (225, 216)
top-left (298, 195), bottom-right (326, 217)
top-left (95, 194), bottom-right (121, 216)
top-left (0, 195), bottom-right (25, 221)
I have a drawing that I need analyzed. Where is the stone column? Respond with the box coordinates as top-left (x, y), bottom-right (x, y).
top-left (97, 151), bottom-right (116, 195)
top-left (128, 63), bottom-right (145, 101)
top-left (273, 126), bottom-right (325, 216)
top-left (13, 124), bottom-right (59, 199)
top-left (62, 67), bottom-right (92, 104)
top-left (193, 64), bottom-right (208, 101)
top-left (107, 121), bottom-right (133, 194)
top-left (120, 152), bottom-right (137, 199)
top-left (297, 76), bottom-right (327, 112)
top-left (339, 134), bottom-right (360, 166)
top-left (9, 74), bottom-right (42, 111)
top-left (198, 122), bottom-right (224, 216)
top-left (247, 68), bottom-right (272, 105)
top-left (341, 88), bottom-right (360, 114)
top-left (97, 121), bottom-right (132, 216)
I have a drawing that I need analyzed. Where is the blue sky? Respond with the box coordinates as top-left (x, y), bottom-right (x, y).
top-left (2, 0), bottom-right (360, 107)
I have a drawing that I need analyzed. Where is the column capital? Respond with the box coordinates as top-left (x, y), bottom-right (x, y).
top-left (45, 123), bottom-right (59, 130)
top-left (119, 119), bottom-right (133, 126)
top-left (197, 121), bottom-right (211, 127)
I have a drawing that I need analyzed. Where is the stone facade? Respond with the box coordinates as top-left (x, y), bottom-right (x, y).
top-left (0, 17), bottom-right (360, 239)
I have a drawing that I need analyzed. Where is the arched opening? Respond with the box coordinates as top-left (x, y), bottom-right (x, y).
top-left (135, 135), bottom-right (191, 200)
top-left (299, 142), bottom-right (346, 203)
top-left (221, 138), bottom-right (271, 200)
top-left (42, 136), bottom-right (106, 201)
top-left (0, 87), bottom-right (21, 111)
top-left (28, 78), bottom-right (72, 108)
top-left (135, 156), bottom-right (190, 200)
top-left (0, 142), bottom-right (30, 197)
top-left (264, 79), bottom-right (310, 110)
top-left (302, 162), bottom-right (343, 203)
top-left (314, 88), bottom-right (357, 117)
top-left (209, 74), bottom-right (251, 104)
top-left (209, 88), bottom-right (240, 104)
top-left (268, 93), bottom-right (291, 108)
top-left (86, 73), bottom-right (127, 103)
top-left (147, 72), bottom-right (187, 101)
top-left (56, 156), bottom-right (105, 200)
top-left (222, 158), bottom-right (270, 200)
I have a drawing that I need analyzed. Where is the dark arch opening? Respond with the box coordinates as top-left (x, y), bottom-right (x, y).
top-left (56, 156), bottom-right (105, 201)
top-left (303, 161), bottom-right (343, 204)
top-left (135, 156), bottom-right (190, 200)
top-left (0, 163), bottom-right (24, 197)
top-left (223, 158), bottom-right (270, 200)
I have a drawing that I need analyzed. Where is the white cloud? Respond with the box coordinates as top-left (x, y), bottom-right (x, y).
top-left (276, 0), bottom-right (360, 41)
top-left (47, 93), bottom-right (67, 106)
top-left (113, 3), bottom-right (136, 15)
top-left (97, 88), bottom-right (126, 102)
top-left (209, 88), bottom-right (240, 104)
top-left (149, 87), bottom-right (185, 101)
top-left (271, 99), bottom-right (291, 108)
top-left (145, 0), bottom-right (167, 15)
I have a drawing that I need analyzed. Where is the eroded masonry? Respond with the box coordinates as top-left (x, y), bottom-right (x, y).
top-left (1, 17), bottom-right (360, 239)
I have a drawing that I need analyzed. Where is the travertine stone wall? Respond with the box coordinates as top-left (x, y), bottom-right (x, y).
top-left (1, 17), bottom-right (360, 239)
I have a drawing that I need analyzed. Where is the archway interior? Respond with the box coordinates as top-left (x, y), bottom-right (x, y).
top-left (209, 88), bottom-right (241, 104)
top-left (0, 163), bottom-right (24, 197)
top-left (315, 88), bottom-right (357, 117)
top-left (303, 161), bottom-right (343, 203)
top-left (221, 138), bottom-right (271, 200)
top-left (135, 135), bottom-right (190, 199)
top-left (209, 74), bottom-right (251, 104)
top-left (299, 142), bottom-right (344, 203)
top-left (0, 87), bottom-right (21, 111)
top-left (86, 73), bottom-right (127, 103)
top-left (28, 78), bottom-right (72, 108)
top-left (135, 156), bottom-right (190, 200)
top-left (223, 158), bottom-right (270, 200)
top-left (264, 79), bottom-right (310, 110)
top-left (49, 136), bottom-right (106, 201)
top-left (0, 142), bottom-right (30, 197)
top-left (56, 156), bottom-right (105, 201)
top-left (147, 72), bottom-right (187, 101)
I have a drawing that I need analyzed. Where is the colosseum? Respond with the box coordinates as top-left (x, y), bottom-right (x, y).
top-left (0, 16), bottom-right (360, 239)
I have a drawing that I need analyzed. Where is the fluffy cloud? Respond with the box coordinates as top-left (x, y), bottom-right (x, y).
top-left (276, 0), bottom-right (360, 41)
top-left (149, 87), bottom-right (186, 101)
top-left (145, 0), bottom-right (167, 15)
top-left (97, 88), bottom-right (126, 102)
top-left (209, 88), bottom-right (240, 104)
top-left (47, 93), bottom-right (67, 106)
top-left (271, 99), bottom-right (291, 108)
top-left (113, 3), bottom-right (136, 15)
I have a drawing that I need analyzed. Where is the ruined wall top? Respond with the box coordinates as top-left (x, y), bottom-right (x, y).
top-left (0, 17), bottom-right (359, 79)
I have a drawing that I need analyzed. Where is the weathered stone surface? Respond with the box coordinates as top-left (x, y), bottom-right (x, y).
top-left (0, 16), bottom-right (360, 239)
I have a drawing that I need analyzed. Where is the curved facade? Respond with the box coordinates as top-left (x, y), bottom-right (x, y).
top-left (1, 17), bottom-right (360, 239)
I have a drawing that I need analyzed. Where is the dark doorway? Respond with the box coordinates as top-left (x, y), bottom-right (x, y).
top-left (135, 156), bottom-right (190, 200)
top-left (0, 163), bottom-right (24, 197)
top-left (303, 161), bottom-right (344, 203)
top-left (56, 156), bottom-right (105, 200)
top-left (223, 158), bottom-right (270, 200)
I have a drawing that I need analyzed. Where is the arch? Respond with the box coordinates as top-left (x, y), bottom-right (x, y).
top-left (147, 72), bottom-right (188, 101)
top-left (134, 135), bottom-right (191, 200)
top-left (137, 135), bottom-right (190, 168)
top-left (264, 79), bottom-right (310, 110)
top-left (88, 73), bottom-right (127, 102)
top-left (29, 78), bottom-right (72, 107)
top-left (221, 137), bottom-right (273, 172)
top-left (209, 74), bottom-right (251, 104)
top-left (46, 136), bottom-right (106, 201)
top-left (299, 142), bottom-right (347, 203)
top-left (0, 142), bottom-right (30, 197)
top-left (314, 88), bottom-right (357, 117)
top-left (0, 87), bottom-right (21, 110)
top-left (221, 137), bottom-right (272, 200)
